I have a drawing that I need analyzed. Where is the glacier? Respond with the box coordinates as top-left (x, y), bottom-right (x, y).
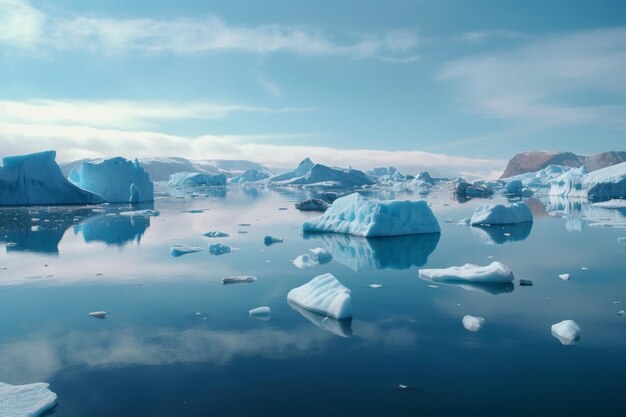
top-left (301, 193), bottom-right (441, 237)
top-left (68, 157), bottom-right (153, 203)
top-left (168, 172), bottom-right (227, 187)
top-left (0, 151), bottom-right (102, 206)
top-left (418, 262), bottom-right (514, 283)
top-left (470, 203), bottom-right (533, 225)
top-left (287, 273), bottom-right (352, 319)
top-left (0, 381), bottom-right (57, 417)
top-left (551, 320), bottom-right (581, 345)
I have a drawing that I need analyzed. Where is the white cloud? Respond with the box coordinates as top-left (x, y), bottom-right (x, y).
top-left (0, 0), bottom-right (420, 59)
top-left (439, 27), bottom-right (626, 127)
top-left (459, 29), bottom-right (522, 44)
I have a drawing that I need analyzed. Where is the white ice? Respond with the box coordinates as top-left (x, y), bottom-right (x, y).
top-left (89, 311), bottom-right (107, 319)
top-left (418, 262), bottom-right (514, 283)
top-left (222, 275), bottom-right (257, 284)
top-left (310, 247), bottom-right (333, 264)
top-left (470, 203), bottom-right (533, 225)
top-left (551, 320), bottom-right (581, 345)
top-left (0, 381), bottom-right (57, 417)
top-left (170, 245), bottom-right (203, 257)
top-left (287, 273), bottom-right (352, 319)
top-left (462, 315), bottom-right (486, 332)
top-left (559, 273), bottom-right (570, 281)
top-left (119, 209), bottom-right (160, 217)
top-left (549, 162), bottom-right (626, 201)
top-left (168, 172), bottom-right (227, 187)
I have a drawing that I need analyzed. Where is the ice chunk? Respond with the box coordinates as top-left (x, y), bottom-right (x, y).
top-left (69, 157), bottom-right (154, 203)
top-left (295, 198), bottom-right (329, 212)
top-left (0, 151), bottom-right (102, 206)
top-left (470, 203), bottom-right (533, 225)
top-left (222, 275), bottom-right (257, 284)
top-left (418, 262), bottom-right (514, 283)
top-left (168, 172), bottom-right (227, 187)
top-left (549, 163), bottom-right (626, 201)
top-left (170, 245), bottom-right (203, 257)
top-left (551, 320), bottom-right (581, 345)
top-left (559, 273), bottom-right (570, 281)
top-left (310, 247), bottom-right (332, 264)
top-left (292, 254), bottom-right (319, 269)
top-left (203, 231), bottom-right (229, 238)
top-left (208, 243), bottom-right (232, 255)
top-left (368, 284), bottom-right (383, 289)
top-left (505, 179), bottom-right (523, 194)
top-left (287, 273), bottom-right (352, 319)
top-left (263, 236), bottom-right (283, 246)
top-left (462, 315), bottom-right (486, 332)
top-left (0, 381), bottom-right (57, 417)
top-left (301, 193), bottom-right (440, 237)
top-left (119, 209), bottom-right (160, 217)
top-left (89, 311), bottom-right (107, 319)
top-left (249, 306), bottom-right (271, 320)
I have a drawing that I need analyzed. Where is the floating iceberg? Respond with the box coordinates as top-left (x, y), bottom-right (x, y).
top-left (249, 306), bottom-right (271, 320)
top-left (203, 231), bottom-right (229, 238)
top-left (287, 273), bottom-right (352, 319)
top-left (68, 157), bottom-right (154, 203)
top-left (230, 169), bottom-right (270, 184)
top-left (0, 381), bottom-right (57, 417)
top-left (267, 158), bottom-right (315, 183)
top-left (301, 193), bottom-right (440, 237)
top-left (286, 164), bottom-right (373, 188)
top-left (222, 275), bottom-right (257, 284)
top-left (168, 172), bottom-right (227, 187)
top-left (462, 315), bottom-right (486, 332)
top-left (89, 311), bottom-right (107, 319)
top-left (504, 179), bottom-right (533, 196)
top-left (0, 151), bottom-right (102, 206)
top-left (559, 273), bottom-right (570, 281)
top-left (119, 209), bottom-right (160, 217)
top-left (208, 243), bottom-right (232, 255)
top-left (263, 236), bottom-right (283, 246)
top-left (452, 180), bottom-right (494, 198)
top-left (549, 163), bottom-right (626, 201)
top-left (309, 247), bottom-right (332, 264)
top-left (418, 262), bottom-right (514, 283)
top-left (551, 320), bottom-right (581, 345)
top-left (170, 245), bottom-right (203, 257)
top-left (295, 198), bottom-right (329, 212)
top-left (292, 254), bottom-right (319, 269)
top-left (507, 164), bottom-right (570, 189)
top-left (471, 222), bottom-right (533, 245)
top-left (470, 203), bottom-right (533, 225)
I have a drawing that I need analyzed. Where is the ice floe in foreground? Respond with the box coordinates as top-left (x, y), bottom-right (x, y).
top-left (470, 203), bottom-right (533, 225)
top-left (222, 275), bottom-right (257, 284)
top-left (462, 315), bottom-right (486, 332)
top-left (301, 193), bottom-right (440, 237)
top-left (419, 262), bottom-right (514, 283)
top-left (249, 306), bottom-right (271, 320)
top-left (287, 273), bottom-right (352, 319)
top-left (170, 245), bottom-right (203, 257)
top-left (0, 381), bottom-right (57, 417)
top-left (551, 320), bottom-right (581, 345)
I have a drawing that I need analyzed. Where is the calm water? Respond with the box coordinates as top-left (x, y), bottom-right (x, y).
top-left (1, 185), bottom-right (625, 416)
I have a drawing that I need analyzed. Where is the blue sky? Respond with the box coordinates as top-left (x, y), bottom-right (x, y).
top-left (1, 0), bottom-right (625, 176)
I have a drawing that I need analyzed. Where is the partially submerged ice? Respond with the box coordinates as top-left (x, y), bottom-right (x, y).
top-left (168, 172), bottom-right (227, 187)
top-left (452, 180), bottom-right (494, 198)
top-left (293, 248), bottom-right (333, 269)
top-left (263, 235), bottom-right (283, 246)
top-left (462, 315), bottom-right (486, 332)
top-left (287, 273), bottom-right (352, 319)
top-left (295, 198), bottom-right (329, 212)
top-left (470, 203), bottom-right (533, 225)
top-left (301, 193), bottom-right (440, 237)
top-left (222, 275), bottom-right (257, 284)
top-left (0, 151), bottom-right (102, 206)
top-left (0, 381), bottom-right (57, 417)
top-left (170, 245), bottom-right (203, 257)
top-left (419, 262), bottom-right (514, 283)
top-left (69, 157), bottom-right (154, 203)
top-left (208, 243), bottom-right (233, 255)
top-left (204, 231), bottom-right (229, 238)
top-left (551, 320), bottom-right (581, 345)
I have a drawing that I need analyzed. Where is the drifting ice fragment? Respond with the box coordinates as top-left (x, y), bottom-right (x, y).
top-left (551, 320), bottom-right (581, 345)
top-left (0, 381), bottom-right (57, 417)
top-left (292, 254), bottom-right (319, 269)
top-left (559, 274), bottom-right (570, 281)
top-left (249, 306), bottom-right (271, 320)
top-left (418, 262), bottom-right (514, 283)
top-left (287, 273), bottom-right (352, 319)
top-left (222, 275), bottom-right (257, 285)
top-left (263, 236), bottom-right (283, 246)
top-left (310, 247), bottom-right (332, 264)
top-left (295, 199), bottom-right (329, 212)
top-left (208, 243), bottom-right (233, 255)
top-left (89, 311), bottom-right (107, 319)
top-left (519, 279), bottom-right (534, 286)
top-left (462, 315), bottom-right (486, 332)
top-left (170, 245), bottom-right (203, 257)
top-left (368, 284), bottom-right (383, 289)
top-left (204, 231), bottom-right (229, 238)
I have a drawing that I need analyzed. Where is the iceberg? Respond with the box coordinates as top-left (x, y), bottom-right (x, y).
top-left (295, 198), bottom-right (330, 212)
top-left (222, 275), bottom-right (257, 284)
top-left (452, 180), bottom-right (494, 199)
top-left (309, 247), bottom-right (332, 264)
top-left (301, 193), bottom-right (440, 237)
top-left (208, 243), bottom-right (233, 255)
top-left (0, 151), bottom-right (102, 206)
top-left (285, 164), bottom-right (373, 188)
top-left (292, 254), bottom-right (319, 269)
top-left (203, 231), bottom-right (229, 238)
top-left (287, 273), bottom-right (352, 319)
top-left (504, 179), bottom-right (533, 196)
top-left (462, 315), bottom-right (486, 332)
top-left (68, 157), bottom-right (154, 203)
top-left (418, 262), bottom-right (514, 283)
top-left (170, 245), bottom-right (203, 257)
top-left (470, 203), bottom-right (533, 225)
top-left (249, 306), bottom-right (271, 320)
top-left (551, 320), bottom-right (581, 345)
top-left (267, 158), bottom-right (315, 183)
top-left (549, 163), bottom-right (626, 201)
top-left (230, 169), bottom-right (270, 184)
top-left (168, 172), bottom-right (227, 187)
top-left (0, 381), bottom-right (57, 417)
top-left (89, 311), bottom-right (107, 319)
top-left (263, 235), bottom-right (283, 246)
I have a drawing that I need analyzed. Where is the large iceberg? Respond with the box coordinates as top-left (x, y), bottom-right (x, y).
top-left (168, 172), bottom-right (227, 187)
top-left (287, 273), bottom-right (352, 319)
top-left (230, 169), bottom-right (270, 184)
top-left (301, 193), bottom-right (441, 237)
top-left (0, 151), bottom-right (102, 206)
top-left (418, 262), bottom-right (514, 283)
top-left (0, 381), bottom-right (57, 417)
top-left (68, 157), bottom-right (153, 203)
top-left (470, 203), bottom-right (533, 225)
top-left (267, 158), bottom-right (315, 183)
top-left (549, 163), bottom-right (626, 201)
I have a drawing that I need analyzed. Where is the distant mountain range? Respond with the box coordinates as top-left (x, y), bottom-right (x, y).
top-left (500, 151), bottom-right (626, 178)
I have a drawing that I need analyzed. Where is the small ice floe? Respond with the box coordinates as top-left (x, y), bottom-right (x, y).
top-left (551, 320), bottom-right (581, 345)
top-left (170, 245), bottom-right (203, 257)
top-left (309, 247), bottom-right (332, 264)
top-left (396, 384), bottom-right (426, 394)
top-left (287, 273), bottom-right (352, 319)
top-left (181, 209), bottom-right (205, 214)
top-left (418, 262), bottom-right (514, 283)
top-left (444, 218), bottom-right (455, 223)
top-left (519, 279), bottom-right (534, 286)
top-left (368, 284), bottom-right (383, 289)
top-left (292, 254), bottom-right (319, 269)
top-left (263, 236), bottom-right (283, 246)
top-left (203, 231), bottom-right (229, 238)
top-left (95, 273), bottom-right (103, 276)
top-left (0, 381), bottom-right (57, 417)
top-left (428, 285), bottom-right (439, 288)
top-left (278, 207), bottom-right (288, 211)
top-left (30, 225), bottom-right (41, 232)
top-left (222, 275), bottom-right (257, 285)
top-left (558, 273), bottom-right (570, 281)
top-left (249, 306), bottom-right (271, 320)
top-left (458, 218), bottom-right (471, 226)
top-left (614, 301), bottom-right (623, 304)
top-left (581, 267), bottom-right (588, 270)
top-left (617, 237), bottom-right (626, 244)
top-left (618, 310), bottom-right (625, 317)
top-left (120, 209), bottom-right (160, 217)
top-left (487, 255), bottom-right (494, 259)
top-left (208, 243), bottom-right (233, 255)
top-left (89, 311), bottom-right (107, 319)
top-left (462, 315), bottom-right (486, 332)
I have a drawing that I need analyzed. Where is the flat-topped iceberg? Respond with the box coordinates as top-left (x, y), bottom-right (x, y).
top-left (287, 273), bottom-right (352, 319)
top-left (551, 320), bottom-right (581, 345)
top-left (0, 151), bottom-right (102, 206)
top-left (168, 172), bottom-right (227, 187)
top-left (419, 262), bottom-right (514, 283)
top-left (470, 203), bottom-right (533, 225)
top-left (69, 157), bottom-right (154, 203)
top-left (301, 193), bottom-right (440, 237)
top-left (0, 381), bottom-right (57, 417)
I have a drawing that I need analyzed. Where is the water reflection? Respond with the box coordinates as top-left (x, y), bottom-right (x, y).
top-left (74, 211), bottom-right (151, 246)
top-left (288, 301), bottom-right (353, 338)
top-left (0, 207), bottom-right (97, 255)
top-left (421, 277), bottom-right (514, 295)
top-left (544, 196), bottom-right (626, 232)
top-left (303, 233), bottom-right (440, 271)
top-left (470, 222), bottom-right (533, 245)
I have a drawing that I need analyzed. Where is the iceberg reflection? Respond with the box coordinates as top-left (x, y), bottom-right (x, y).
top-left (303, 232), bottom-right (440, 271)
top-left (288, 300), bottom-right (353, 338)
top-left (545, 196), bottom-right (626, 232)
top-left (470, 222), bottom-right (533, 245)
top-left (421, 278), bottom-right (514, 295)
top-left (74, 205), bottom-right (153, 246)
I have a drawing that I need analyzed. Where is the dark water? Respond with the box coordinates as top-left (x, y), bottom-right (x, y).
top-left (0, 186), bottom-right (624, 416)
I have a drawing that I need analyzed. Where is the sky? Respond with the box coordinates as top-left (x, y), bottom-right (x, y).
top-left (1, 0), bottom-right (625, 177)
